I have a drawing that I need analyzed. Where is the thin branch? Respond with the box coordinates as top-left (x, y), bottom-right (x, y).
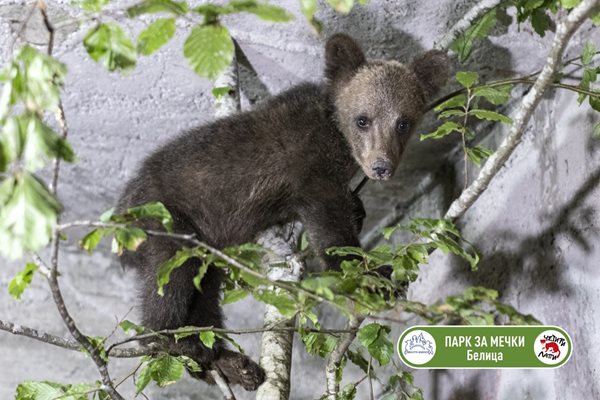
top-left (324, 317), bottom-right (364, 400)
top-left (0, 318), bottom-right (348, 361)
top-left (59, 223), bottom-right (337, 308)
top-left (434, 0), bottom-right (504, 51)
top-left (211, 369), bottom-right (237, 400)
top-left (429, 76), bottom-right (600, 111)
top-left (36, 2), bottom-right (124, 398)
top-left (107, 325), bottom-right (349, 354)
top-left (445, 0), bottom-right (600, 221)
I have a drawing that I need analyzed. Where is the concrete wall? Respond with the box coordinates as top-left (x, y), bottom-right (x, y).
top-left (0, 0), bottom-right (598, 399)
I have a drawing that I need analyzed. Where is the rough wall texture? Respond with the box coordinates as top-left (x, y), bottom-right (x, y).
top-left (0, 0), bottom-right (599, 399)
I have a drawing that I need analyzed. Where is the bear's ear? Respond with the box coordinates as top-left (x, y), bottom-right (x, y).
top-left (325, 33), bottom-right (366, 84)
top-left (410, 50), bottom-right (450, 99)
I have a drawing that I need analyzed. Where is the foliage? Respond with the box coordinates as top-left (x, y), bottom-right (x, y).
top-left (450, 9), bottom-right (497, 62)
top-left (0, 46), bottom-right (71, 259)
top-left (422, 70), bottom-right (514, 173)
top-left (15, 381), bottom-right (94, 400)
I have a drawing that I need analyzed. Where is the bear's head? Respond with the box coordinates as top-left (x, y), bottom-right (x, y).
top-left (325, 33), bottom-right (449, 180)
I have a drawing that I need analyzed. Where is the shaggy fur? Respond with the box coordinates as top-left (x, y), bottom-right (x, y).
top-left (116, 33), bottom-right (449, 390)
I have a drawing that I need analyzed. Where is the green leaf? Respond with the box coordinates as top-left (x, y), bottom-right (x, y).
top-left (433, 94), bottom-right (466, 112)
top-left (456, 71), bottom-right (479, 89)
top-left (120, 201), bottom-right (173, 231)
top-left (339, 382), bottom-right (357, 400)
top-left (113, 227), bottom-right (147, 254)
top-left (86, 336), bottom-right (109, 362)
top-left (382, 226), bottom-right (397, 240)
top-left (450, 9), bottom-right (496, 62)
top-left (127, 0), bottom-right (189, 17)
top-left (357, 323), bottom-right (393, 366)
top-left (253, 288), bottom-right (297, 316)
top-left (229, 0), bottom-right (294, 22)
top-left (592, 11), bottom-right (600, 26)
top-left (581, 42), bottom-right (596, 66)
top-left (470, 109), bottom-right (512, 124)
top-left (326, 0), bottom-right (354, 13)
top-left (16, 381), bottom-right (92, 400)
top-left (466, 145), bottom-right (494, 166)
top-left (0, 173), bottom-right (60, 259)
top-left (299, 0), bottom-right (318, 20)
top-left (590, 96), bottom-right (600, 112)
top-left (8, 115), bottom-right (75, 171)
top-left (157, 247), bottom-right (200, 296)
top-left (184, 24), bottom-right (234, 81)
top-left (8, 262), bottom-right (38, 300)
top-left (531, 9), bottom-right (552, 37)
top-left (193, 262), bottom-right (209, 290)
top-left (137, 18), bottom-right (176, 56)
top-left (199, 331), bottom-right (216, 348)
top-left (143, 354), bottom-right (185, 388)
top-left (420, 121), bottom-right (462, 140)
top-left (1, 46), bottom-right (67, 115)
top-left (119, 319), bottom-right (145, 335)
top-left (136, 364), bottom-right (152, 394)
top-left (211, 86), bottom-right (231, 99)
top-left (79, 228), bottom-right (111, 254)
top-left (222, 288), bottom-right (249, 304)
top-left (79, 0), bottom-right (110, 12)
top-left (301, 332), bottom-right (337, 357)
top-left (561, 0), bottom-right (581, 9)
top-left (473, 85), bottom-right (513, 105)
top-left (83, 23), bottom-right (137, 72)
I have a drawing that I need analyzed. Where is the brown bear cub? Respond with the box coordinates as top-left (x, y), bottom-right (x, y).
top-left (117, 34), bottom-right (449, 390)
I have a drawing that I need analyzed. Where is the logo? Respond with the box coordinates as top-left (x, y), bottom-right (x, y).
top-left (534, 329), bottom-right (569, 365)
top-left (400, 330), bottom-right (436, 365)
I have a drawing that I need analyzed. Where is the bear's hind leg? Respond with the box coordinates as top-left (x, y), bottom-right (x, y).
top-left (185, 267), bottom-right (265, 391)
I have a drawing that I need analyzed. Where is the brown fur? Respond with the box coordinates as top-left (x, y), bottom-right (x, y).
top-left (116, 33), bottom-right (449, 390)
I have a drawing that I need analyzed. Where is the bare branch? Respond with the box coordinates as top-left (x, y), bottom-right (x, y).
top-left (211, 369), bottom-right (237, 400)
top-left (35, 2), bottom-right (124, 398)
top-left (445, 0), bottom-right (600, 221)
top-left (434, 0), bottom-right (504, 51)
top-left (324, 317), bottom-right (364, 400)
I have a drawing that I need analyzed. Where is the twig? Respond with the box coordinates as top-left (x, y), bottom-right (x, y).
top-left (36, 2), bottom-right (124, 398)
top-left (107, 325), bottom-right (349, 353)
top-left (211, 369), bottom-right (237, 400)
top-left (0, 318), bottom-right (155, 358)
top-left (444, 0), bottom-right (600, 221)
top-left (0, 318), bottom-right (348, 360)
top-left (60, 220), bottom-right (336, 308)
top-left (434, 0), bottom-right (504, 51)
top-left (324, 317), bottom-right (364, 400)
top-left (367, 357), bottom-right (374, 400)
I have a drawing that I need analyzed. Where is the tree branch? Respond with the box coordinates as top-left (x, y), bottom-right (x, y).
top-left (256, 224), bottom-right (304, 400)
top-left (444, 0), bottom-right (600, 221)
top-left (211, 369), bottom-right (237, 400)
top-left (434, 0), bottom-right (504, 51)
top-left (324, 317), bottom-right (363, 400)
top-left (36, 2), bottom-right (124, 398)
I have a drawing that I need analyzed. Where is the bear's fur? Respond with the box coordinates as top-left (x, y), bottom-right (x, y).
top-left (116, 33), bottom-right (449, 390)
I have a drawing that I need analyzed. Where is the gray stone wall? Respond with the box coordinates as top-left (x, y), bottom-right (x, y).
top-left (1, 0), bottom-right (599, 399)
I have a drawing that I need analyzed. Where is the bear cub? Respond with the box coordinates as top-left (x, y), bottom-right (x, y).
top-left (117, 34), bottom-right (449, 390)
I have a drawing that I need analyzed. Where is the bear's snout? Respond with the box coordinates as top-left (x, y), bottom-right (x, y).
top-left (371, 159), bottom-right (393, 180)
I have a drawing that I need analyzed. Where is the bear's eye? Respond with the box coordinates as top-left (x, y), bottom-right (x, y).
top-left (396, 119), bottom-right (410, 134)
top-left (356, 116), bottom-right (370, 129)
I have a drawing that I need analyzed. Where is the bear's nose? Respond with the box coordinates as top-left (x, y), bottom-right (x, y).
top-left (371, 159), bottom-right (392, 180)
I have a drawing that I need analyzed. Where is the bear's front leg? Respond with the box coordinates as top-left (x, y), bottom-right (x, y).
top-left (298, 189), bottom-right (362, 269)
